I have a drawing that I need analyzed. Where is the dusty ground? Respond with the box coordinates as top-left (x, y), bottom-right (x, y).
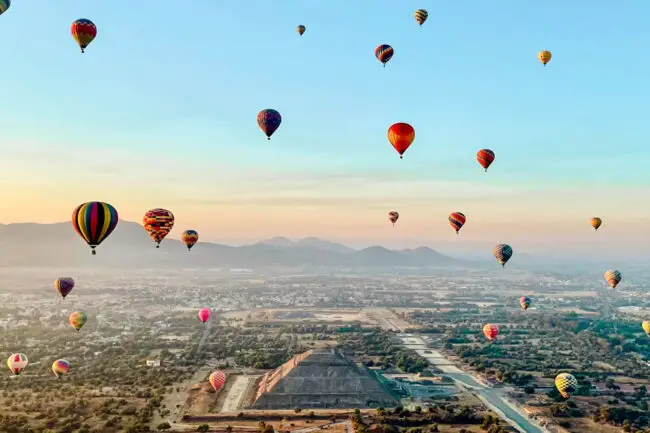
top-left (562, 418), bottom-right (623, 433)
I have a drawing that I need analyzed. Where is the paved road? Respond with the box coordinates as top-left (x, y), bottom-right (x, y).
top-left (396, 334), bottom-right (545, 433)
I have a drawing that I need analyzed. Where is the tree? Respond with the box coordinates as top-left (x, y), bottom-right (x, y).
top-left (157, 422), bottom-right (171, 431)
top-left (197, 426), bottom-right (209, 433)
top-left (294, 408), bottom-right (302, 413)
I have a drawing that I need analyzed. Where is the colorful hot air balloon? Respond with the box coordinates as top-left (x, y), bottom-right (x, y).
top-left (493, 244), bottom-right (513, 268)
top-left (71, 19), bottom-right (97, 53)
top-left (483, 324), bottom-right (499, 341)
top-left (375, 44), bottom-right (394, 67)
top-left (388, 211), bottom-right (399, 226)
top-left (257, 109), bottom-right (282, 140)
top-left (477, 149), bottom-right (495, 172)
top-left (69, 311), bottom-right (88, 331)
top-left (414, 9), bottom-right (428, 26)
top-left (72, 202), bottom-right (119, 255)
top-left (590, 217), bottom-right (602, 231)
top-left (520, 296), bottom-right (532, 311)
top-left (388, 123), bottom-right (414, 159)
top-left (143, 209), bottom-right (175, 248)
top-left (7, 353), bottom-right (28, 376)
top-left (54, 277), bottom-right (75, 299)
top-left (52, 359), bottom-right (70, 378)
top-left (198, 308), bottom-right (211, 323)
top-left (209, 370), bottom-right (226, 392)
top-left (642, 321), bottom-right (650, 337)
top-left (448, 212), bottom-right (466, 234)
top-left (297, 25), bottom-right (306, 36)
top-left (0, 0), bottom-right (10, 16)
top-left (181, 230), bottom-right (199, 251)
top-left (555, 373), bottom-right (577, 399)
top-left (604, 269), bottom-right (622, 289)
top-left (538, 50), bottom-right (552, 66)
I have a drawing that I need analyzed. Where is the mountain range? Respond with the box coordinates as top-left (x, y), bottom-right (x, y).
top-left (0, 221), bottom-right (461, 268)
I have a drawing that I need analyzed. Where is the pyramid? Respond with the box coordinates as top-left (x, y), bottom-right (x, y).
top-left (250, 349), bottom-right (398, 409)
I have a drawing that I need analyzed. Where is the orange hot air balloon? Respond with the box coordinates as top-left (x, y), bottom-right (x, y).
top-left (476, 149), bottom-right (495, 172)
top-left (590, 217), bottom-right (602, 231)
top-left (387, 123), bottom-right (415, 159)
top-left (483, 323), bottom-right (499, 341)
top-left (538, 50), bottom-right (552, 66)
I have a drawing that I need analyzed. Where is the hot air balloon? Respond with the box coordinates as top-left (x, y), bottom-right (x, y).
top-left (555, 373), bottom-right (577, 398)
top-left (538, 50), bottom-right (552, 66)
top-left (72, 202), bottom-right (119, 255)
top-left (590, 217), bottom-right (602, 231)
top-left (71, 19), bottom-right (97, 53)
top-left (143, 209), bottom-right (175, 248)
top-left (55, 277), bottom-right (75, 299)
top-left (69, 311), bottom-right (87, 331)
top-left (448, 212), bottom-right (466, 234)
top-left (477, 149), bottom-right (495, 172)
top-left (7, 353), bottom-right (27, 376)
top-left (52, 359), bottom-right (70, 378)
top-left (414, 9), bottom-right (428, 26)
top-left (388, 211), bottom-right (399, 226)
top-left (297, 25), bottom-right (306, 36)
top-left (209, 370), bottom-right (226, 392)
top-left (198, 308), bottom-right (211, 323)
top-left (520, 296), bottom-right (531, 311)
top-left (604, 269), bottom-right (622, 289)
top-left (257, 109), bottom-right (282, 140)
top-left (493, 244), bottom-right (513, 268)
top-left (642, 321), bottom-right (650, 337)
top-left (388, 123), bottom-right (414, 159)
top-left (483, 324), bottom-right (499, 341)
top-left (181, 230), bottom-right (199, 251)
top-left (0, 1), bottom-right (10, 16)
top-left (375, 44), bottom-right (394, 67)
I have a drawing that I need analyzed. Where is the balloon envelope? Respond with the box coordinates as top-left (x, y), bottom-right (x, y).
top-left (69, 311), bottom-right (88, 331)
top-left (182, 230), bottom-right (199, 250)
top-left (71, 18), bottom-right (97, 53)
top-left (257, 109), bottom-right (282, 140)
top-left (143, 209), bottom-right (175, 247)
top-left (52, 359), bottom-right (70, 378)
top-left (483, 324), bottom-right (499, 341)
top-left (387, 123), bottom-right (415, 158)
top-left (7, 353), bottom-right (28, 376)
top-left (476, 149), bottom-right (495, 171)
top-left (55, 278), bottom-right (75, 299)
top-left (493, 244), bottom-right (513, 267)
top-left (448, 212), bottom-right (466, 234)
top-left (198, 308), bottom-right (211, 323)
top-left (555, 373), bottom-right (577, 398)
top-left (604, 269), bottom-right (622, 289)
top-left (72, 202), bottom-right (119, 255)
top-left (209, 371), bottom-right (226, 392)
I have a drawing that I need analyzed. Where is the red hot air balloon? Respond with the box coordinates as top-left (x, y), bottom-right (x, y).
top-left (477, 149), bottom-right (495, 172)
top-left (198, 308), bottom-right (211, 323)
top-left (71, 19), bottom-right (97, 53)
top-left (448, 212), bottom-right (466, 234)
top-left (483, 323), bottom-right (499, 341)
top-left (209, 371), bottom-right (226, 392)
top-left (388, 123), bottom-right (415, 159)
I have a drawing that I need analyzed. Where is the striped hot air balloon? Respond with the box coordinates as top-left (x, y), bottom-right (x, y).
top-left (71, 18), bottom-right (97, 53)
top-left (181, 230), bottom-right (199, 251)
top-left (72, 202), bottom-right (119, 255)
top-left (448, 212), bottom-right (466, 234)
top-left (7, 353), bottom-right (28, 375)
top-left (477, 149), bottom-right (495, 172)
top-left (520, 296), bottom-right (532, 311)
top-left (414, 9), bottom-right (428, 26)
top-left (493, 244), bottom-right (513, 268)
top-left (0, 0), bottom-right (10, 16)
top-left (52, 359), bottom-right (70, 378)
top-left (143, 208), bottom-right (175, 248)
top-left (55, 277), bottom-right (75, 299)
top-left (375, 44), bottom-right (394, 67)
top-left (388, 211), bottom-right (399, 226)
top-left (69, 311), bottom-right (88, 331)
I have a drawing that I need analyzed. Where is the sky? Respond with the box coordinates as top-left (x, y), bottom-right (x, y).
top-left (0, 0), bottom-right (649, 258)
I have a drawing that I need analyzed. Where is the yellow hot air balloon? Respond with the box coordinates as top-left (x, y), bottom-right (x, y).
top-left (555, 373), bottom-right (577, 398)
top-left (590, 217), bottom-right (602, 231)
top-left (642, 321), bottom-right (650, 337)
top-left (414, 9), bottom-right (428, 26)
top-left (538, 50), bottom-right (552, 66)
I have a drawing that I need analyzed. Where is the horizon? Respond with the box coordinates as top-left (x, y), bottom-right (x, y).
top-left (1, 1), bottom-right (649, 259)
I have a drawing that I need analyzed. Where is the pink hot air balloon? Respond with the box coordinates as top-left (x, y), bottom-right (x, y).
top-left (198, 308), bottom-right (211, 323)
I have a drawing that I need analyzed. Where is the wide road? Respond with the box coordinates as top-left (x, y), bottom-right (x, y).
top-left (396, 334), bottom-right (545, 433)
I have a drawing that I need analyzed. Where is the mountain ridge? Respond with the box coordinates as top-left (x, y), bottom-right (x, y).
top-left (0, 220), bottom-right (460, 268)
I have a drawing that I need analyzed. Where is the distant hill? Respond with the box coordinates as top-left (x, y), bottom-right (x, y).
top-left (0, 221), bottom-right (460, 268)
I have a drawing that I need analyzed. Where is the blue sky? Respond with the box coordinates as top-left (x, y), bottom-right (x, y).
top-left (0, 0), bottom-right (649, 257)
